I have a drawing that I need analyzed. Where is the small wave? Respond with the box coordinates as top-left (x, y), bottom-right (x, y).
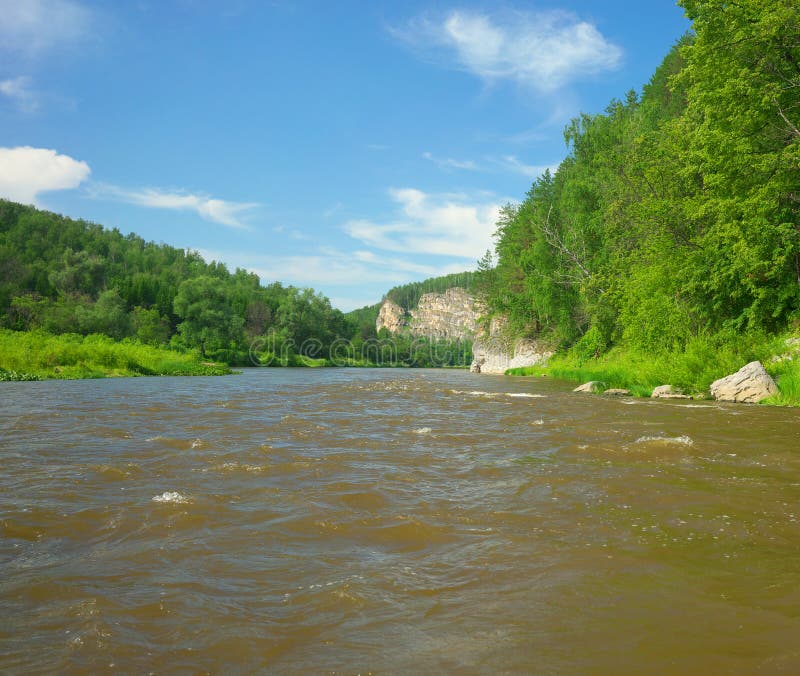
top-left (448, 389), bottom-right (545, 399)
top-left (413, 427), bottom-right (432, 435)
top-left (145, 436), bottom-right (206, 450)
top-left (635, 435), bottom-right (694, 446)
top-left (152, 491), bottom-right (190, 504)
top-left (205, 462), bottom-right (267, 473)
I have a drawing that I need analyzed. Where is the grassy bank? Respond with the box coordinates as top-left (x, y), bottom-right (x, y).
top-left (0, 330), bottom-right (232, 380)
top-left (507, 331), bottom-right (800, 406)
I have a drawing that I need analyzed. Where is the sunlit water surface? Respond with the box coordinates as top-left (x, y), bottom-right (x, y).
top-left (2, 368), bottom-right (800, 673)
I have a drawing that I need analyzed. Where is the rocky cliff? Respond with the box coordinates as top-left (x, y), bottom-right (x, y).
top-left (375, 299), bottom-right (407, 335)
top-left (376, 287), bottom-right (481, 340)
top-left (374, 286), bottom-right (551, 373)
top-left (469, 317), bottom-right (552, 374)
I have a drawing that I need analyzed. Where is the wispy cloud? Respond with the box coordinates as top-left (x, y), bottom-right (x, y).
top-left (0, 76), bottom-right (39, 113)
top-left (343, 187), bottom-right (502, 260)
top-left (194, 247), bottom-right (466, 291)
top-left (422, 151), bottom-right (479, 171)
top-left (422, 149), bottom-right (560, 179)
top-left (391, 9), bottom-right (622, 92)
top-left (0, 0), bottom-right (93, 58)
top-left (491, 155), bottom-right (560, 179)
top-left (323, 201), bottom-right (344, 219)
top-left (0, 146), bottom-right (90, 205)
top-left (91, 184), bottom-right (259, 230)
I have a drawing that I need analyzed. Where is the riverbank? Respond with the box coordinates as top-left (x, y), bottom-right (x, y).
top-left (506, 332), bottom-right (800, 407)
top-left (0, 330), bottom-right (232, 380)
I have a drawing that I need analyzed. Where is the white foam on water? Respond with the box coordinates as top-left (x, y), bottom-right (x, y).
top-left (413, 427), bottom-right (432, 435)
top-left (152, 491), bottom-right (189, 504)
top-left (634, 435), bottom-right (694, 446)
top-left (205, 462), bottom-right (267, 473)
top-left (449, 390), bottom-right (546, 399)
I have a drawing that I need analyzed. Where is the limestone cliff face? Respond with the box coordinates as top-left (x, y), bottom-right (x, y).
top-left (375, 299), bottom-right (406, 334)
top-left (376, 287), bottom-right (481, 340)
top-left (409, 288), bottom-right (481, 340)
top-left (470, 316), bottom-right (552, 374)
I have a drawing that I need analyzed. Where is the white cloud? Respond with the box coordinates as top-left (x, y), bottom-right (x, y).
top-left (422, 151), bottom-right (479, 171)
top-left (194, 246), bottom-right (467, 294)
top-left (0, 0), bottom-right (92, 57)
top-left (392, 9), bottom-right (622, 91)
top-left (492, 155), bottom-right (560, 179)
top-left (422, 149), bottom-right (560, 179)
top-left (91, 184), bottom-right (258, 230)
top-left (0, 146), bottom-right (90, 204)
top-left (0, 76), bottom-right (39, 113)
top-left (343, 187), bottom-right (502, 259)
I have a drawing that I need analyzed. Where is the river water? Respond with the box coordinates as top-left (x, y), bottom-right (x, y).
top-left (2, 368), bottom-right (800, 673)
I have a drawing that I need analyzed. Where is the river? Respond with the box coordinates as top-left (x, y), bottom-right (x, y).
top-left (2, 368), bottom-right (800, 673)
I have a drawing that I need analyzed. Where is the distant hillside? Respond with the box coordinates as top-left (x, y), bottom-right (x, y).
top-left (0, 199), bottom-right (350, 364)
top-left (384, 271), bottom-right (475, 310)
top-left (345, 271), bottom-right (476, 332)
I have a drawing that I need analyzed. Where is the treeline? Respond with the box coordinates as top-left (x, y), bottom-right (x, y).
top-left (480, 0), bottom-right (800, 358)
top-left (0, 200), bottom-right (473, 367)
top-left (0, 200), bottom-right (355, 365)
top-left (384, 271), bottom-right (475, 310)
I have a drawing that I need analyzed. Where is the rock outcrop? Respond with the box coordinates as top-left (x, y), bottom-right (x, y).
top-left (375, 299), bottom-right (407, 335)
top-left (374, 287), bottom-right (551, 374)
top-left (710, 361), bottom-right (777, 403)
top-left (470, 317), bottom-right (552, 375)
top-left (409, 288), bottom-right (482, 340)
top-left (375, 287), bottom-right (481, 340)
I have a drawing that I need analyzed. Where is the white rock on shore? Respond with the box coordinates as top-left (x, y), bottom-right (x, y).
top-left (651, 385), bottom-right (692, 400)
top-left (573, 381), bottom-right (604, 393)
top-left (710, 361), bottom-right (777, 403)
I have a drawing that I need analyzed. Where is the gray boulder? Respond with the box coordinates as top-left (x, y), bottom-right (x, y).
top-left (710, 361), bottom-right (777, 403)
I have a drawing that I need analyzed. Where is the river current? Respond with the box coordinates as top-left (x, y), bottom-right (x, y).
top-left (2, 368), bottom-right (800, 673)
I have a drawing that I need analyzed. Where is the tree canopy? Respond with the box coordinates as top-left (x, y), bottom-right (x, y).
top-left (480, 0), bottom-right (800, 355)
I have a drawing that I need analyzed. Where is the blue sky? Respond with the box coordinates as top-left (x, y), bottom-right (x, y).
top-left (0, 0), bottom-right (691, 311)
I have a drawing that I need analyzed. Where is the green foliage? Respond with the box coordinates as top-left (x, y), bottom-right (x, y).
top-left (482, 4), bottom-right (800, 383)
top-left (0, 201), bottom-right (357, 366)
top-left (0, 368), bottom-right (40, 382)
top-left (510, 331), bottom-right (800, 404)
top-left (0, 329), bottom-right (231, 379)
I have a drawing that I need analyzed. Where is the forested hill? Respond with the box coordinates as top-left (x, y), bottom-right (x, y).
top-left (480, 0), bottom-right (800, 357)
top-left (384, 272), bottom-right (475, 310)
top-left (345, 271), bottom-right (476, 328)
top-left (0, 200), bottom-right (351, 365)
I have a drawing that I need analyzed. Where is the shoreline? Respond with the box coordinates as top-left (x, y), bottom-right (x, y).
top-left (504, 336), bottom-right (800, 407)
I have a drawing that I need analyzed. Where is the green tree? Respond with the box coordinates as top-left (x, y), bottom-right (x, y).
top-left (173, 276), bottom-right (245, 358)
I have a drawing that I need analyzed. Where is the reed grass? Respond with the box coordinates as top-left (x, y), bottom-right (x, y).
top-left (0, 330), bottom-right (232, 379)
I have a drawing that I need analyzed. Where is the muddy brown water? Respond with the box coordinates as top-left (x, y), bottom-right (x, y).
top-left (2, 368), bottom-right (800, 673)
